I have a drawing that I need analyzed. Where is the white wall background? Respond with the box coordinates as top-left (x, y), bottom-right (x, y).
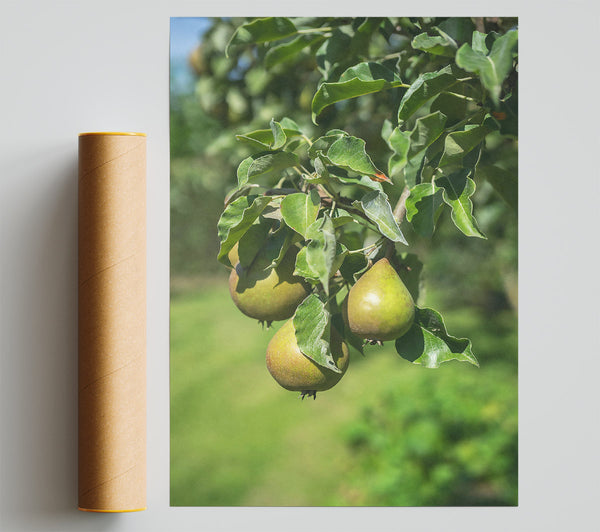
top-left (1, 1), bottom-right (598, 531)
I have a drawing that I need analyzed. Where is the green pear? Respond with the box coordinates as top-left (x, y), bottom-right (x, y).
top-left (266, 319), bottom-right (349, 394)
top-left (229, 246), bottom-right (309, 322)
top-left (346, 258), bottom-right (415, 342)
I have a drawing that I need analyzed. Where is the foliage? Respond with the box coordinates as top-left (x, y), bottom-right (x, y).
top-left (340, 362), bottom-right (518, 506)
top-left (214, 17), bottom-right (518, 375)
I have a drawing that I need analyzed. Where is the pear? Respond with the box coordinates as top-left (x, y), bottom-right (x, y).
top-left (266, 319), bottom-right (349, 395)
top-left (229, 246), bottom-right (309, 322)
top-left (227, 242), bottom-right (239, 267)
top-left (346, 258), bottom-right (415, 342)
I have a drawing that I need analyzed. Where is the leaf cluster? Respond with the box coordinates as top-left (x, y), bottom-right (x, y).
top-left (215, 17), bottom-right (519, 375)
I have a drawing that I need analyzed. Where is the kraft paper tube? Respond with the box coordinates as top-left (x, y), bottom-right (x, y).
top-left (78, 132), bottom-right (146, 512)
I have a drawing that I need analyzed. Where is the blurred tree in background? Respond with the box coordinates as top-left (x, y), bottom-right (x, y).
top-left (170, 16), bottom-right (518, 506)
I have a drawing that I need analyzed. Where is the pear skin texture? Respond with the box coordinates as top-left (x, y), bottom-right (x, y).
top-left (229, 247), bottom-right (309, 322)
top-left (347, 258), bottom-right (415, 341)
top-left (266, 319), bottom-right (350, 392)
top-left (227, 243), bottom-right (239, 267)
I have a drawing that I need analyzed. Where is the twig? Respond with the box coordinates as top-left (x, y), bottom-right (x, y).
top-left (264, 188), bottom-right (299, 196)
top-left (392, 185), bottom-right (411, 224)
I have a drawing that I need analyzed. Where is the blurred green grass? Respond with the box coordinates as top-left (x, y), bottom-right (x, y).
top-left (170, 277), bottom-right (517, 506)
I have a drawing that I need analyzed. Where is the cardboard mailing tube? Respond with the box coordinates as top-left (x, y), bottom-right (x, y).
top-left (78, 132), bottom-right (146, 512)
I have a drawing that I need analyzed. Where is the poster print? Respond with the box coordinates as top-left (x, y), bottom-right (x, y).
top-left (170, 17), bottom-right (518, 506)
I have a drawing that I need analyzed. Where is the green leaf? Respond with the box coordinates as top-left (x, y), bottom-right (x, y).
top-left (223, 185), bottom-right (259, 210)
top-left (403, 111), bottom-right (447, 187)
top-left (405, 183), bottom-right (444, 237)
top-left (339, 252), bottom-right (368, 284)
top-left (476, 164), bottom-right (518, 211)
top-left (305, 215), bottom-right (337, 295)
top-left (386, 128), bottom-right (410, 178)
top-left (315, 27), bottom-right (353, 80)
top-left (471, 30), bottom-right (488, 54)
top-left (430, 92), bottom-right (467, 127)
top-left (411, 29), bottom-right (457, 57)
top-left (437, 18), bottom-right (475, 45)
top-left (269, 119), bottom-right (287, 150)
top-left (331, 242), bottom-right (349, 274)
top-left (226, 17), bottom-right (298, 56)
top-left (239, 219), bottom-right (291, 272)
top-left (331, 312), bottom-right (363, 356)
top-left (330, 173), bottom-right (384, 192)
top-left (248, 151), bottom-right (299, 179)
top-left (236, 157), bottom-right (253, 187)
top-left (436, 169), bottom-right (486, 238)
top-left (237, 151), bottom-right (299, 187)
top-left (455, 29), bottom-right (518, 104)
top-left (236, 219), bottom-right (273, 268)
top-left (307, 132), bottom-right (346, 159)
top-left (265, 34), bottom-right (325, 68)
top-left (331, 208), bottom-right (355, 228)
top-left (293, 246), bottom-right (320, 283)
top-left (216, 195), bottom-right (273, 266)
top-left (279, 116), bottom-right (302, 133)
top-left (395, 307), bottom-right (479, 368)
top-left (338, 61), bottom-right (402, 84)
top-left (293, 294), bottom-right (341, 373)
top-left (397, 65), bottom-right (460, 123)
top-left (280, 190), bottom-right (321, 238)
top-left (439, 119), bottom-right (497, 171)
top-left (312, 62), bottom-right (405, 123)
top-left (355, 190), bottom-right (407, 244)
top-left (265, 226), bottom-right (295, 270)
top-left (312, 156), bottom-right (330, 181)
top-left (236, 126), bottom-right (300, 150)
top-left (326, 135), bottom-right (382, 176)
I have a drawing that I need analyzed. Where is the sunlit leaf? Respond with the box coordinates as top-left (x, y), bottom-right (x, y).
top-left (293, 246), bottom-right (320, 283)
top-left (280, 190), bottom-right (321, 238)
top-left (354, 190), bottom-right (407, 244)
top-left (326, 135), bottom-right (382, 177)
top-left (270, 119), bottom-right (287, 150)
top-left (386, 128), bottom-right (410, 178)
top-left (411, 29), bottom-right (457, 57)
top-left (217, 195), bottom-right (273, 266)
top-left (398, 65), bottom-right (460, 123)
top-left (395, 307), bottom-right (479, 368)
top-left (235, 125), bottom-right (300, 150)
top-left (237, 151), bottom-right (299, 187)
top-left (312, 62), bottom-right (405, 123)
top-left (439, 117), bottom-right (498, 171)
top-left (294, 294), bottom-right (342, 372)
top-left (455, 29), bottom-right (518, 104)
top-left (436, 169), bottom-right (486, 238)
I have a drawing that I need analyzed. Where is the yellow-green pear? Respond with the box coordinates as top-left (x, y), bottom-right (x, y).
top-left (227, 242), bottom-right (239, 267)
top-left (229, 247), bottom-right (309, 322)
top-left (346, 258), bottom-right (415, 341)
top-left (266, 319), bottom-right (349, 394)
